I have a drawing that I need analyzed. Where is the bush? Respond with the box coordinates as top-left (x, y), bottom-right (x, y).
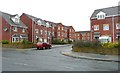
top-left (68, 40), bottom-right (73, 44)
top-left (73, 40), bottom-right (101, 49)
top-left (2, 40), bottom-right (9, 44)
top-left (21, 40), bottom-right (33, 44)
top-left (52, 39), bottom-right (67, 45)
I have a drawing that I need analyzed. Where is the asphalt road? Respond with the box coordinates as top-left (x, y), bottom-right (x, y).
top-left (2, 45), bottom-right (119, 71)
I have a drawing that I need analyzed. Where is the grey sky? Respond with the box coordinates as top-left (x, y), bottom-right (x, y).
top-left (0, 0), bottom-right (119, 31)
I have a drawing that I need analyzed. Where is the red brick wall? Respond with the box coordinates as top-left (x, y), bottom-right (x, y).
top-left (1, 17), bottom-right (11, 42)
top-left (20, 13), bottom-right (32, 42)
top-left (91, 16), bottom-right (120, 42)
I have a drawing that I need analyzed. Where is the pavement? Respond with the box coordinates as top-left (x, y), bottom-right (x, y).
top-left (61, 48), bottom-right (120, 62)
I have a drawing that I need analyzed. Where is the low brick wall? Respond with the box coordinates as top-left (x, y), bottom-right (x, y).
top-left (72, 47), bottom-right (119, 55)
top-left (2, 44), bottom-right (34, 49)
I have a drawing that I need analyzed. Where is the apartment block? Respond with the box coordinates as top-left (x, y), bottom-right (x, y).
top-left (90, 6), bottom-right (120, 42)
top-left (0, 11), bottom-right (28, 43)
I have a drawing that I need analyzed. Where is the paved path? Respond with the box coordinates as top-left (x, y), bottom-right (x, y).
top-left (61, 48), bottom-right (120, 62)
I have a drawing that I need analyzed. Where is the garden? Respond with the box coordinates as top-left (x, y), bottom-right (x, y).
top-left (72, 40), bottom-right (120, 55)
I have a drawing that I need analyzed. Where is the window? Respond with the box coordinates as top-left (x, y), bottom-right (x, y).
top-left (116, 23), bottom-right (120, 29)
top-left (62, 27), bottom-right (64, 30)
top-left (40, 30), bottom-right (43, 34)
top-left (37, 20), bottom-right (42, 25)
top-left (13, 27), bottom-right (17, 32)
top-left (58, 26), bottom-right (60, 30)
top-left (52, 32), bottom-right (54, 36)
top-left (69, 29), bottom-right (71, 32)
top-left (22, 28), bottom-right (25, 33)
top-left (103, 24), bottom-right (109, 30)
top-left (46, 22), bottom-right (50, 27)
top-left (48, 31), bottom-right (51, 36)
top-left (45, 31), bottom-right (47, 35)
top-left (52, 26), bottom-right (54, 29)
top-left (35, 29), bottom-right (38, 33)
top-left (58, 32), bottom-right (60, 36)
top-left (97, 11), bottom-right (106, 20)
top-left (15, 18), bottom-right (19, 23)
top-left (94, 25), bottom-right (99, 30)
top-left (97, 15), bottom-right (105, 19)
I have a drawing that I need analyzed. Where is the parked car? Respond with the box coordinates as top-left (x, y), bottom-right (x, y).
top-left (35, 42), bottom-right (51, 50)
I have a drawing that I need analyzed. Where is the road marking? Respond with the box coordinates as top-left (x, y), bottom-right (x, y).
top-left (14, 62), bottom-right (28, 66)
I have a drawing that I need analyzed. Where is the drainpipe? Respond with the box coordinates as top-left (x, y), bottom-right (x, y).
top-left (10, 26), bottom-right (12, 42)
top-left (32, 19), bottom-right (34, 43)
top-left (90, 20), bottom-right (93, 41)
top-left (112, 16), bottom-right (115, 42)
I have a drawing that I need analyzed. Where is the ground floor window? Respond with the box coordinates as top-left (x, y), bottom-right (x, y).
top-left (95, 37), bottom-right (99, 41)
top-left (12, 37), bottom-right (19, 42)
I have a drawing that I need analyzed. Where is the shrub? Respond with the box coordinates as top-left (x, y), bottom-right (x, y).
top-left (2, 40), bottom-right (9, 44)
top-left (21, 40), bottom-right (33, 44)
top-left (73, 40), bottom-right (101, 49)
top-left (52, 39), bottom-right (67, 45)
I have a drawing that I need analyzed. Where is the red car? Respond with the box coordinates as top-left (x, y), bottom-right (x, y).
top-left (35, 42), bottom-right (51, 50)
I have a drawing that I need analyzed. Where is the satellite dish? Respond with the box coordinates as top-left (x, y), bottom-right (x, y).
top-left (3, 27), bottom-right (8, 31)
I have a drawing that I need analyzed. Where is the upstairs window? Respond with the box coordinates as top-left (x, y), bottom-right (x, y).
top-left (94, 25), bottom-right (99, 31)
top-left (58, 32), bottom-right (60, 36)
top-left (103, 24), bottom-right (109, 30)
top-left (46, 22), bottom-right (50, 27)
top-left (22, 28), bottom-right (25, 33)
top-left (62, 27), bottom-right (64, 30)
top-left (11, 15), bottom-right (20, 24)
top-left (58, 26), bottom-right (60, 30)
top-left (13, 27), bottom-right (17, 32)
top-left (35, 29), bottom-right (38, 33)
top-left (116, 23), bottom-right (120, 29)
top-left (37, 20), bottom-right (42, 25)
top-left (44, 31), bottom-right (47, 35)
top-left (40, 30), bottom-right (43, 34)
top-left (97, 11), bottom-right (106, 20)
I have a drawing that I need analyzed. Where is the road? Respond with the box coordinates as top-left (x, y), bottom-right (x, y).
top-left (2, 45), bottom-right (119, 71)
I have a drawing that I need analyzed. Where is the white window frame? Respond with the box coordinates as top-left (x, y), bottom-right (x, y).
top-left (103, 24), bottom-right (109, 30)
top-left (116, 23), bottom-right (120, 29)
top-left (22, 28), bottom-right (25, 33)
top-left (13, 27), bottom-right (17, 32)
top-left (52, 32), bottom-right (54, 36)
top-left (58, 26), bottom-right (60, 30)
top-left (58, 32), bottom-right (60, 36)
top-left (40, 30), bottom-right (43, 34)
top-left (45, 30), bottom-right (47, 35)
top-left (97, 11), bottom-right (106, 20)
top-left (62, 27), bottom-right (64, 30)
top-left (37, 20), bottom-right (42, 25)
top-left (35, 29), bottom-right (39, 33)
top-left (94, 25), bottom-right (99, 30)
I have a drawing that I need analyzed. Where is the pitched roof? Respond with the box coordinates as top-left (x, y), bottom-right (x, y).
top-left (91, 6), bottom-right (120, 18)
top-left (0, 11), bottom-right (27, 28)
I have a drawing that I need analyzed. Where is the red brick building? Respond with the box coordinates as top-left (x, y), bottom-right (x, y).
top-left (0, 11), bottom-right (28, 43)
top-left (67, 26), bottom-right (75, 42)
top-left (79, 31), bottom-right (91, 41)
top-left (20, 13), bottom-right (56, 44)
top-left (54, 23), bottom-right (68, 42)
top-left (90, 6), bottom-right (120, 42)
top-left (75, 31), bottom-right (81, 41)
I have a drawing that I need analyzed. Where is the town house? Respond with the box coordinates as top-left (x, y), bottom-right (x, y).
top-left (0, 11), bottom-right (28, 43)
top-left (20, 13), bottom-right (55, 44)
top-left (90, 6), bottom-right (120, 42)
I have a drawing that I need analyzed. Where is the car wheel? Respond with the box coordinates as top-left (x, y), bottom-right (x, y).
top-left (43, 47), bottom-right (45, 50)
top-left (37, 47), bottom-right (39, 50)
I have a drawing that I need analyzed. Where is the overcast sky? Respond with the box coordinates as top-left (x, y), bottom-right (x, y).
top-left (0, 0), bottom-right (119, 31)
